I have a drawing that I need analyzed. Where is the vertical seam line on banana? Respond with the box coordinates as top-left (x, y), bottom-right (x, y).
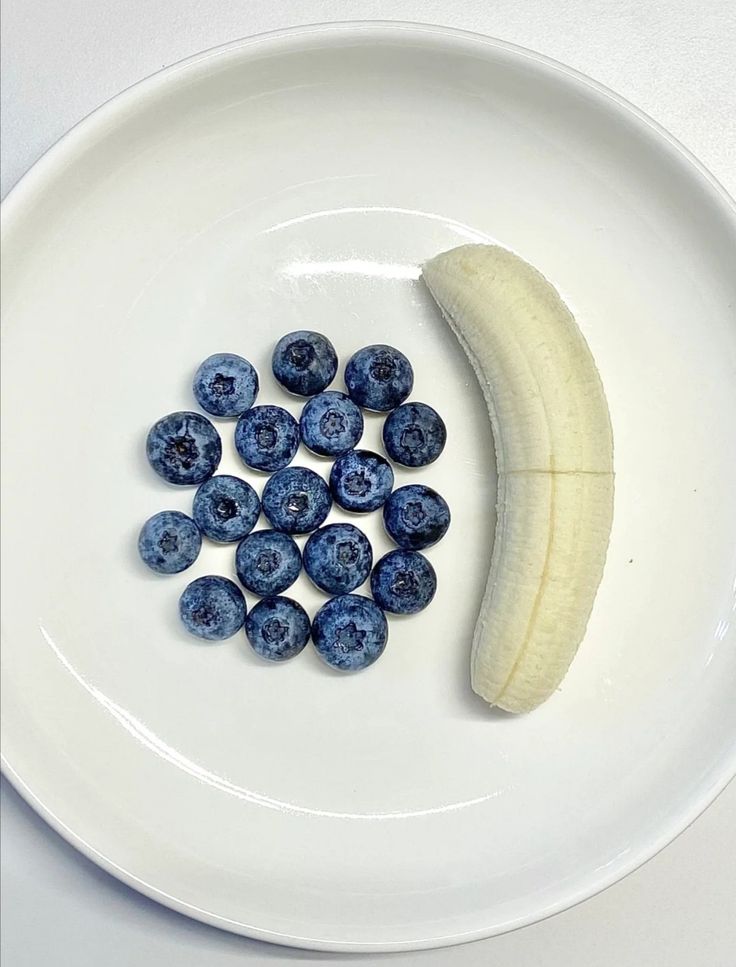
top-left (494, 470), bottom-right (558, 705)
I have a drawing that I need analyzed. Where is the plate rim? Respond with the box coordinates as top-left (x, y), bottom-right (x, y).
top-left (2, 19), bottom-right (735, 953)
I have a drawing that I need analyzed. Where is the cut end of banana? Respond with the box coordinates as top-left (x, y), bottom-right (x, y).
top-left (422, 244), bottom-right (614, 714)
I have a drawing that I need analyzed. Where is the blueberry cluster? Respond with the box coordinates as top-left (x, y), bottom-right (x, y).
top-left (139, 334), bottom-right (450, 672)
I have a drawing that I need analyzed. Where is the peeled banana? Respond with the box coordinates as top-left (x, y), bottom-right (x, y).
top-left (422, 245), bottom-right (614, 713)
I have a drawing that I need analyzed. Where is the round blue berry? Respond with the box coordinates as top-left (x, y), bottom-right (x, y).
top-left (329, 449), bottom-right (394, 513)
top-left (138, 510), bottom-right (201, 574)
top-left (262, 467), bottom-right (332, 534)
top-left (382, 402), bottom-right (446, 467)
top-left (303, 523), bottom-right (373, 595)
top-left (146, 411), bottom-right (222, 485)
top-left (235, 530), bottom-right (302, 596)
top-left (272, 330), bottom-right (338, 396)
top-left (234, 404), bottom-right (299, 472)
top-left (370, 549), bottom-right (437, 614)
top-left (245, 596), bottom-right (310, 662)
top-left (312, 595), bottom-right (388, 672)
top-left (179, 575), bottom-right (246, 640)
top-left (192, 474), bottom-right (260, 543)
top-left (300, 391), bottom-right (363, 457)
top-left (192, 353), bottom-right (258, 418)
top-left (383, 485), bottom-right (450, 550)
top-left (344, 344), bottom-right (413, 411)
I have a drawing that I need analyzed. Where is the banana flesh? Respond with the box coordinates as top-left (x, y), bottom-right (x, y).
top-left (422, 245), bottom-right (614, 713)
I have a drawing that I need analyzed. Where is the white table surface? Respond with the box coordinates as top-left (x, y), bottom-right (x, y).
top-left (1, 2), bottom-right (735, 965)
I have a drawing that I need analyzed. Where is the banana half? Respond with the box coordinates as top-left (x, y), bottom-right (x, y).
top-left (422, 245), bottom-right (614, 713)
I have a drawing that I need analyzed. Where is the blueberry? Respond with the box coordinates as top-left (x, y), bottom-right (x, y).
top-left (245, 596), bottom-right (310, 662)
top-left (146, 411), bottom-right (222, 485)
top-left (312, 594), bottom-right (388, 672)
top-left (179, 575), bottom-right (246, 640)
top-left (329, 449), bottom-right (394, 513)
top-left (300, 391), bottom-right (364, 457)
top-left (383, 484), bottom-right (450, 550)
top-left (138, 510), bottom-right (201, 574)
top-left (272, 330), bottom-right (338, 396)
top-left (382, 402), bottom-right (446, 467)
top-left (235, 530), bottom-right (302, 596)
top-left (234, 404), bottom-right (299, 472)
top-left (261, 467), bottom-right (332, 534)
top-left (192, 474), bottom-right (260, 543)
top-left (344, 344), bottom-right (413, 411)
top-left (192, 353), bottom-right (258, 418)
top-left (303, 523), bottom-right (373, 595)
top-left (370, 549), bottom-right (437, 613)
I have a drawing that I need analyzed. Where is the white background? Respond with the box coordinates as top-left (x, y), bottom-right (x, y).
top-left (1, 1), bottom-right (735, 965)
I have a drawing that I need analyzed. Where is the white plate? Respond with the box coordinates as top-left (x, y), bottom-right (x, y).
top-left (2, 22), bottom-right (735, 953)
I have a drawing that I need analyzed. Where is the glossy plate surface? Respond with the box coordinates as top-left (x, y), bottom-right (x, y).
top-left (2, 22), bottom-right (735, 952)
